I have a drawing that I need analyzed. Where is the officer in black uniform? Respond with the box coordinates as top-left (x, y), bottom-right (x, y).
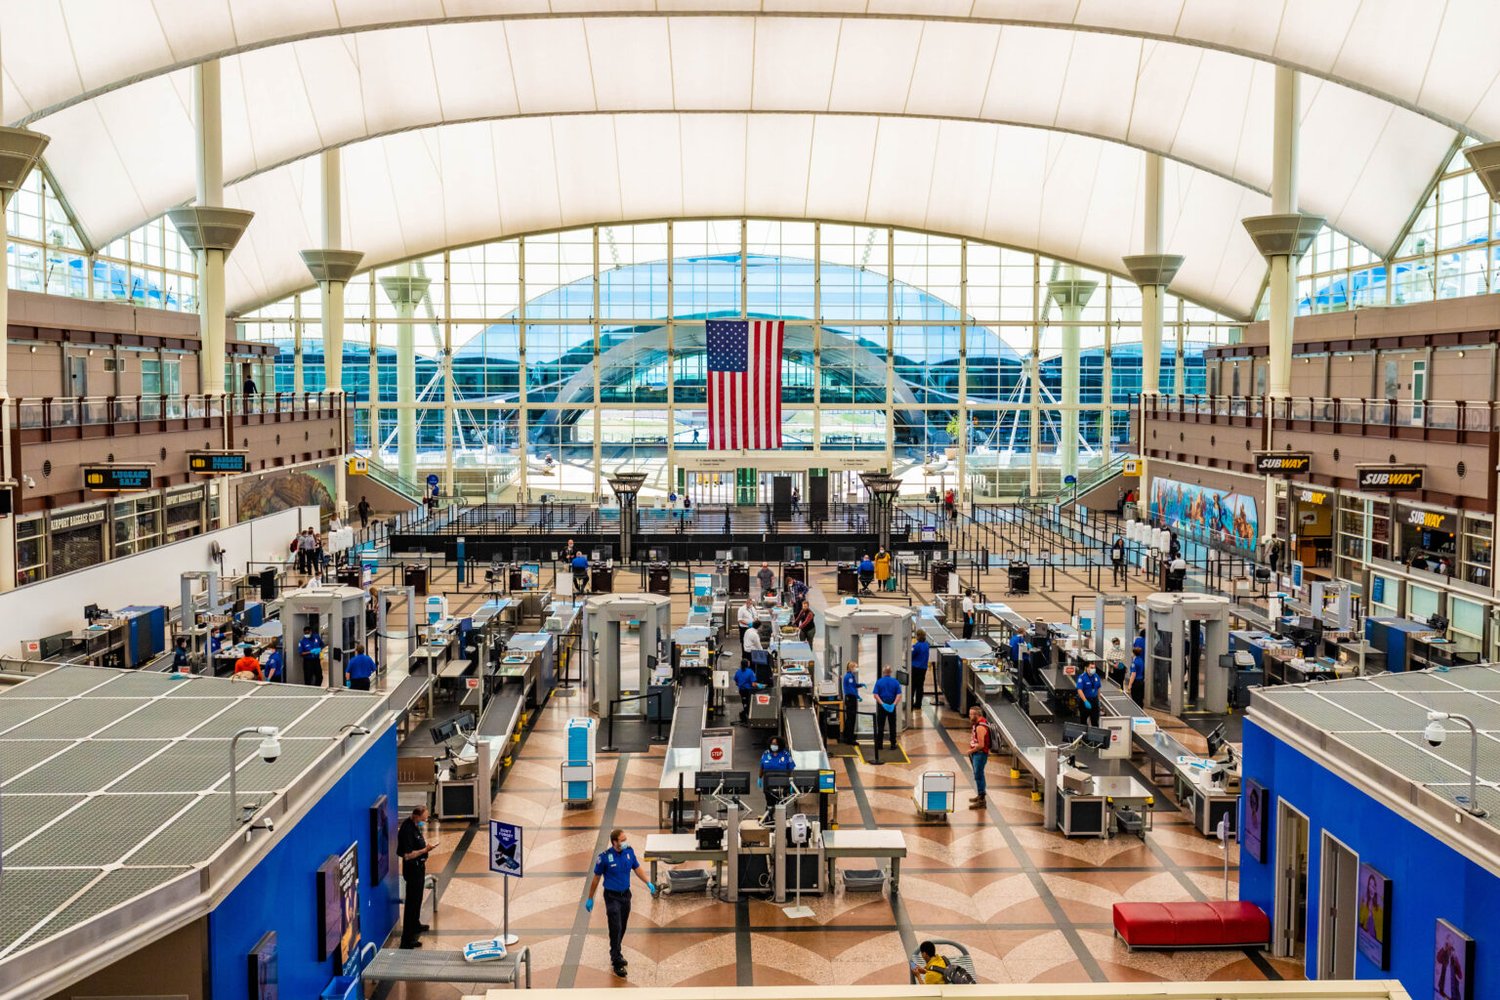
top-left (397, 805), bottom-right (439, 948)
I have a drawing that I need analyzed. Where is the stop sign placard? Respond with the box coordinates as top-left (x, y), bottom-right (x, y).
top-left (710, 746), bottom-right (724, 762)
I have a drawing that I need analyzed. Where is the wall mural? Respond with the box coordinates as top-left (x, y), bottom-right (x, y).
top-left (237, 466), bottom-right (335, 522)
top-left (1149, 476), bottom-right (1259, 553)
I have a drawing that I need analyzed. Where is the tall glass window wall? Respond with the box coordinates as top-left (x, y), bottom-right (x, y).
top-left (236, 220), bottom-right (1238, 500)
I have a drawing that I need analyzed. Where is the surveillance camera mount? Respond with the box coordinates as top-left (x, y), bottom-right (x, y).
top-left (229, 725), bottom-right (282, 826)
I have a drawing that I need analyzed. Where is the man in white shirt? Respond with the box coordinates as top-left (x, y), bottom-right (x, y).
top-left (742, 626), bottom-right (763, 653)
top-left (737, 601), bottom-right (757, 648)
top-left (961, 590), bottom-right (977, 640)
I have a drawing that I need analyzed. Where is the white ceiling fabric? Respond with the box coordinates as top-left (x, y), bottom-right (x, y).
top-left (221, 114), bottom-right (1271, 319)
top-left (1, 4), bottom-right (1483, 319)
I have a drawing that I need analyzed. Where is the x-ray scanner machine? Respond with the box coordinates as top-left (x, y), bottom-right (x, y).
top-left (1143, 592), bottom-right (1231, 716)
top-left (585, 593), bottom-right (673, 720)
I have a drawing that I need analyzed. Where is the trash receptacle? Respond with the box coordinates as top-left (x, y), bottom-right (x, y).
top-left (258, 566), bottom-right (278, 601)
top-left (404, 563), bottom-right (429, 597)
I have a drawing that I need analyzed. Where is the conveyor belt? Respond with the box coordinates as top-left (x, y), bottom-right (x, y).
top-left (386, 672), bottom-right (431, 717)
top-left (1098, 679), bottom-right (1141, 719)
top-left (669, 679), bottom-right (709, 749)
top-left (477, 680), bottom-right (527, 739)
top-left (783, 705), bottom-right (822, 753)
top-left (981, 692), bottom-right (1045, 775)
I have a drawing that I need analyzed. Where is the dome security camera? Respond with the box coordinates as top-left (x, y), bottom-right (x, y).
top-left (256, 726), bottom-right (282, 763)
top-left (1425, 711), bottom-right (1448, 748)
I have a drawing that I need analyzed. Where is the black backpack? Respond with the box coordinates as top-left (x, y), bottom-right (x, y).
top-left (941, 962), bottom-right (976, 985)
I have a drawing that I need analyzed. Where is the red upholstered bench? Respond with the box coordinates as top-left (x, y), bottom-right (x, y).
top-left (1113, 901), bottom-right (1270, 950)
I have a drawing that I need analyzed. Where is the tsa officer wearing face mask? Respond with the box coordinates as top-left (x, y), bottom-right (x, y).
top-left (397, 806), bottom-right (440, 948)
top-left (584, 828), bottom-right (657, 978)
top-left (1075, 660), bottom-right (1103, 728)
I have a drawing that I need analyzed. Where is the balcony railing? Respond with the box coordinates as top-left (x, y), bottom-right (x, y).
top-left (14, 392), bottom-right (348, 432)
top-left (1140, 393), bottom-right (1497, 434)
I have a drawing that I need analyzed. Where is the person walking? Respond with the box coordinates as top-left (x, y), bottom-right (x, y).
top-left (357, 496), bottom-right (372, 530)
top-left (736, 600), bottom-right (757, 649)
top-left (961, 589), bottom-right (977, 640)
top-left (734, 659), bottom-right (759, 725)
top-left (298, 624), bottom-right (324, 686)
top-left (872, 665), bottom-right (903, 752)
top-left (840, 660), bottom-right (864, 745)
top-left (1104, 636), bottom-right (1128, 687)
top-left (756, 562), bottom-right (775, 597)
top-left (910, 628), bottom-right (931, 711)
top-left (1075, 660), bottom-right (1102, 728)
top-left (397, 806), bottom-right (438, 948)
top-left (790, 486), bottom-right (801, 515)
top-left (584, 828), bottom-right (656, 978)
top-left (967, 705), bottom-right (991, 807)
top-left (793, 601), bottom-right (815, 645)
top-left (345, 643), bottom-right (377, 691)
top-left (1110, 534), bottom-right (1126, 586)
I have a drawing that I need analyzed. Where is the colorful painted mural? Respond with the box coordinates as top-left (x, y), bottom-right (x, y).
top-left (1149, 476), bottom-right (1259, 553)
top-left (236, 466), bottom-right (335, 522)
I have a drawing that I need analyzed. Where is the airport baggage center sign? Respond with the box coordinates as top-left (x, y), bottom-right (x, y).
top-left (1254, 452), bottom-right (1312, 475)
top-left (1356, 466), bottom-right (1424, 491)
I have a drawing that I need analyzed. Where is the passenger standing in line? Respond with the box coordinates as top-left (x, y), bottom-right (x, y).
top-left (298, 624), bottom-right (324, 686)
top-left (757, 562), bottom-right (775, 597)
top-left (397, 806), bottom-right (438, 948)
top-left (1104, 636), bottom-right (1128, 687)
top-left (874, 549), bottom-right (892, 592)
top-left (583, 828), bottom-right (656, 978)
top-left (872, 665), bottom-right (903, 752)
top-left (968, 705), bottom-right (991, 807)
top-left (345, 643), bottom-right (377, 691)
top-left (1110, 534), bottom-right (1127, 586)
top-left (1075, 660), bottom-right (1102, 728)
top-left (296, 528), bottom-right (317, 575)
top-left (840, 660), bottom-right (865, 745)
top-left (909, 628), bottom-right (931, 711)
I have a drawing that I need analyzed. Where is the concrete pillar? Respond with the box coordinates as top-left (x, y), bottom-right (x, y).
top-left (1047, 270), bottom-right (1097, 482)
top-left (300, 149), bottom-right (362, 519)
top-left (1242, 68), bottom-right (1324, 399)
top-left (380, 268), bottom-right (430, 485)
top-left (0, 71), bottom-right (51, 590)
top-left (167, 62), bottom-right (253, 397)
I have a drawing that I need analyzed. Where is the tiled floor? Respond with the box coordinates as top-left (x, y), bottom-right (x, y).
top-left (371, 548), bottom-right (1299, 997)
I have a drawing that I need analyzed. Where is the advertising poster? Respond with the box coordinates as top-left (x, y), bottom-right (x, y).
top-left (1356, 862), bottom-right (1391, 969)
top-left (316, 856), bottom-right (341, 961)
top-left (370, 795), bottom-right (392, 885)
top-left (1149, 477), bottom-right (1259, 553)
top-left (337, 843), bottom-right (360, 969)
top-left (247, 930), bottom-right (277, 1000)
top-left (1241, 779), bottom-right (1267, 863)
top-left (1435, 919), bottom-right (1474, 1000)
top-left (490, 820), bottom-right (524, 877)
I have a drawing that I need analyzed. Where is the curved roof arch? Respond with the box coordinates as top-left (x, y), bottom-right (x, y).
top-left (32, 16), bottom-right (1453, 271)
top-left (5, 2), bottom-right (1498, 141)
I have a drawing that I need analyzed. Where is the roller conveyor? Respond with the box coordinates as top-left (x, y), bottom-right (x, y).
top-left (980, 691), bottom-right (1046, 778)
top-left (783, 705), bottom-right (822, 754)
top-left (477, 679), bottom-right (528, 742)
top-left (670, 680), bottom-right (709, 750)
top-left (1098, 679), bottom-right (1142, 719)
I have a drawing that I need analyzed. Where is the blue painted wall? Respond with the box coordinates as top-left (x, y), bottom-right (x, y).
top-left (1241, 717), bottom-right (1497, 998)
top-left (207, 727), bottom-right (399, 1000)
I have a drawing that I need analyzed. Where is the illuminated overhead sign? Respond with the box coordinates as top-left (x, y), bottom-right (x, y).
top-left (83, 466), bottom-right (152, 493)
top-left (188, 452), bottom-right (249, 475)
top-left (1356, 466), bottom-right (1424, 491)
top-left (1254, 453), bottom-right (1312, 475)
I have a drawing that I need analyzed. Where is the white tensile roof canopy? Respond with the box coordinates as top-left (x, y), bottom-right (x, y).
top-left (4, 1), bottom-right (1492, 320)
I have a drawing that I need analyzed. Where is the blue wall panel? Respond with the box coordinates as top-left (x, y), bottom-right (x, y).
top-left (207, 728), bottom-right (399, 1000)
top-left (1241, 717), bottom-right (1497, 998)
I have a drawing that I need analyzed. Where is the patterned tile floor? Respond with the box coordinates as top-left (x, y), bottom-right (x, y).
top-left (373, 555), bottom-right (1300, 997)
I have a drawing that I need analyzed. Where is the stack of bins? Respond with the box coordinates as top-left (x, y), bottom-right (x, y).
top-left (563, 717), bottom-right (596, 804)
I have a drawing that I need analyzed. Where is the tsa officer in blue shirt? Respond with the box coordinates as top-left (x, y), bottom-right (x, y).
top-left (1075, 660), bottom-right (1103, 728)
top-left (760, 735), bottom-right (795, 807)
top-left (571, 550), bottom-right (590, 593)
top-left (262, 640), bottom-right (285, 683)
top-left (345, 643), bottom-right (377, 691)
top-left (872, 665), bottom-right (903, 751)
top-left (910, 629), bottom-right (932, 709)
top-left (840, 660), bottom-right (866, 745)
top-left (584, 828), bottom-right (656, 978)
top-left (734, 660), bottom-right (760, 725)
top-left (298, 624), bottom-right (324, 686)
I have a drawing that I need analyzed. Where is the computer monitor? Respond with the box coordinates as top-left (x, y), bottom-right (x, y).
top-left (1062, 722), bottom-right (1088, 744)
top-left (784, 546), bottom-right (803, 563)
top-left (719, 770), bottom-right (752, 795)
top-left (452, 711), bottom-right (476, 733)
top-left (732, 546), bottom-right (750, 563)
top-left (790, 769), bottom-right (822, 793)
top-left (84, 603), bottom-right (102, 622)
top-left (430, 719), bottom-right (458, 745)
top-left (763, 771), bottom-right (792, 793)
top-left (695, 771), bottom-right (727, 795)
top-left (1205, 724), bottom-right (1227, 759)
top-left (1085, 726), bottom-right (1111, 749)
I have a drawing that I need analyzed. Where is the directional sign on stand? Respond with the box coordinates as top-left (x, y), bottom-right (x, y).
top-left (489, 820), bottom-right (523, 945)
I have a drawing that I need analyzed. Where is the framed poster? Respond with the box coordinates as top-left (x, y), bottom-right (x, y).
top-left (316, 856), bottom-right (342, 961)
top-left (1355, 862), bottom-right (1392, 969)
top-left (247, 930), bottom-right (277, 1000)
top-left (370, 795), bottom-right (392, 885)
top-left (490, 820), bottom-right (524, 877)
top-left (337, 843), bottom-right (361, 969)
top-left (1241, 778), bottom-right (1268, 863)
top-left (1435, 919), bottom-right (1474, 1000)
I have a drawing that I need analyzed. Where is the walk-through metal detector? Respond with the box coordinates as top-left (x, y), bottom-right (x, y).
top-left (373, 585), bottom-right (417, 669)
top-left (1142, 593), bottom-right (1230, 716)
top-left (281, 584), bottom-right (370, 688)
top-left (1092, 594), bottom-right (1139, 657)
top-left (821, 604), bottom-right (915, 733)
top-left (179, 570), bottom-right (224, 662)
top-left (585, 593), bottom-right (672, 720)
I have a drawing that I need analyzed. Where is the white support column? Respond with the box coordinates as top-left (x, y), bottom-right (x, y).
top-left (442, 256), bottom-right (455, 501)
top-left (380, 267), bottom-right (429, 486)
top-left (1243, 67), bottom-right (1323, 400)
top-left (1047, 269), bottom-right (1097, 483)
top-left (292, 295), bottom-right (304, 394)
top-left (1028, 258), bottom-right (1041, 497)
top-left (0, 55), bottom-right (51, 591)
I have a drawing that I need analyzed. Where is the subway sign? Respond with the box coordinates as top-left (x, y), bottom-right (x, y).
top-left (1404, 508), bottom-right (1455, 533)
top-left (1254, 452), bottom-right (1312, 475)
top-left (1357, 466), bottom-right (1425, 491)
top-left (1297, 489), bottom-right (1330, 506)
top-left (188, 452), bottom-right (249, 475)
top-left (84, 466), bottom-right (153, 493)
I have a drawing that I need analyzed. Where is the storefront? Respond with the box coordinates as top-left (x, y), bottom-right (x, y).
top-left (1396, 502), bottom-right (1459, 575)
top-left (1274, 482), bottom-right (1335, 577)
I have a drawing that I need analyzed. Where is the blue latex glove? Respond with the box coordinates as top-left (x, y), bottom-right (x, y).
top-left (1083, 700), bottom-right (1092, 709)
top-left (584, 897), bottom-right (594, 912)
top-left (648, 882), bottom-right (658, 896)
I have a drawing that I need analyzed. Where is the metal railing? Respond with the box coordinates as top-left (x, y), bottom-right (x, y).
top-left (14, 391), bottom-right (347, 431)
top-left (1141, 393), bottom-right (1496, 433)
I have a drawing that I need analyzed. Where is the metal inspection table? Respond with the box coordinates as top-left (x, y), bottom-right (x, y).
top-left (643, 832), bottom-right (727, 889)
top-left (360, 944), bottom-right (531, 988)
top-left (821, 828), bottom-right (908, 893)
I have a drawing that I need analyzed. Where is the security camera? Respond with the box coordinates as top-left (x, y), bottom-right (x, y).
top-left (1425, 711), bottom-right (1448, 748)
top-left (258, 818), bottom-right (276, 834)
top-left (256, 726), bottom-right (282, 763)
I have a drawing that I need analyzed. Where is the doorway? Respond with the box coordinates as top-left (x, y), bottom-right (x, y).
top-left (1318, 832), bottom-right (1358, 979)
top-left (683, 471), bottom-right (735, 505)
top-left (1274, 800), bottom-right (1311, 961)
top-left (68, 355), bottom-right (88, 397)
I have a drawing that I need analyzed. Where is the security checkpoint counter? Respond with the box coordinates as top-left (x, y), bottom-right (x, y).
top-left (821, 829), bottom-right (908, 893)
top-left (642, 832), bottom-right (727, 889)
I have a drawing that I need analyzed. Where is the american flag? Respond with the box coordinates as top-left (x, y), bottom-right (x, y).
top-left (706, 319), bottom-right (784, 450)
